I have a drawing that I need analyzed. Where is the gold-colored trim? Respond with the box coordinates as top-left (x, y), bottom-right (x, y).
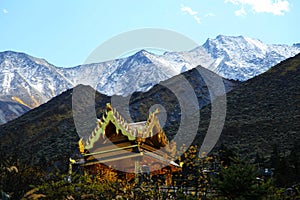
top-left (83, 144), bottom-right (139, 156)
top-left (81, 152), bottom-right (143, 166)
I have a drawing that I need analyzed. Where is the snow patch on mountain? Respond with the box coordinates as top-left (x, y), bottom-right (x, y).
top-left (0, 51), bottom-right (74, 108)
top-left (201, 35), bottom-right (300, 80)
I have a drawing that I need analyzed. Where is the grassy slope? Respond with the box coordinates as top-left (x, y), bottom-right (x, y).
top-left (196, 53), bottom-right (300, 158)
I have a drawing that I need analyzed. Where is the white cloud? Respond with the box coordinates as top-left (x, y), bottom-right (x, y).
top-left (225, 0), bottom-right (290, 16)
top-left (181, 5), bottom-right (202, 24)
top-left (235, 7), bottom-right (247, 16)
top-left (2, 9), bottom-right (8, 14)
top-left (193, 15), bottom-right (201, 24)
top-left (181, 5), bottom-right (198, 16)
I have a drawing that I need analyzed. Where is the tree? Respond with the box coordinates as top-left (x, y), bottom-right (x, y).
top-left (288, 141), bottom-right (300, 184)
top-left (218, 144), bottom-right (237, 167)
top-left (213, 160), bottom-right (275, 199)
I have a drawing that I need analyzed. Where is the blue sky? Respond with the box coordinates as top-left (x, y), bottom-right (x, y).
top-left (0, 0), bottom-right (299, 67)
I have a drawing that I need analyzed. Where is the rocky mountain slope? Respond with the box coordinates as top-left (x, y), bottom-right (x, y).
top-left (0, 101), bottom-right (30, 124)
top-left (197, 53), bottom-right (300, 158)
top-left (0, 35), bottom-right (298, 123)
top-left (202, 35), bottom-right (300, 81)
top-left (0, 51), bottom-right (74, 108)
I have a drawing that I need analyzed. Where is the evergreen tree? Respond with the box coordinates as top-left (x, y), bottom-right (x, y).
top-left (289, 141), bottom-right (300, 184)
top-left (213, 159), bottom-right (273, 199)
top-left (218, 144), bottom-right (237, 167)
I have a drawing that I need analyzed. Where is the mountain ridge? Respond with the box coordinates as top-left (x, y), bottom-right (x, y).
top-left (0, 35), bottom-right (299, 123)
top-left (196, 53), bottom-right (300, 158)
top-left (202, 35), bottom-right (300, 80)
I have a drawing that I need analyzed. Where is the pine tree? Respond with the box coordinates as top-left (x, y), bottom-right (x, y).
top-left (213, 160), bottom-right (272, 199)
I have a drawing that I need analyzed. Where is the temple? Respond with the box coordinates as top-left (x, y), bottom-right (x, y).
top-left (72, 103), bottom-right (179, 184)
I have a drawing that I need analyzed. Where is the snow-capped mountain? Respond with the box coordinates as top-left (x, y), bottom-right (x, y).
top-left (59, 50), bottom-right (178, 96)
top-left (59, 49), bottom-right (214, 96)
top-left (202, 35), bottom-right (300, 80)
top-left (0, 51), bottom-right (74, 108)
top-left (0, 35), bottom-right (299, 124)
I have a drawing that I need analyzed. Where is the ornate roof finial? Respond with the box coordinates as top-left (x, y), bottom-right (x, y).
top-left (106, 103), bottom-right (112, 111)
top-left (153, 107), bottom-right (160, 115)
